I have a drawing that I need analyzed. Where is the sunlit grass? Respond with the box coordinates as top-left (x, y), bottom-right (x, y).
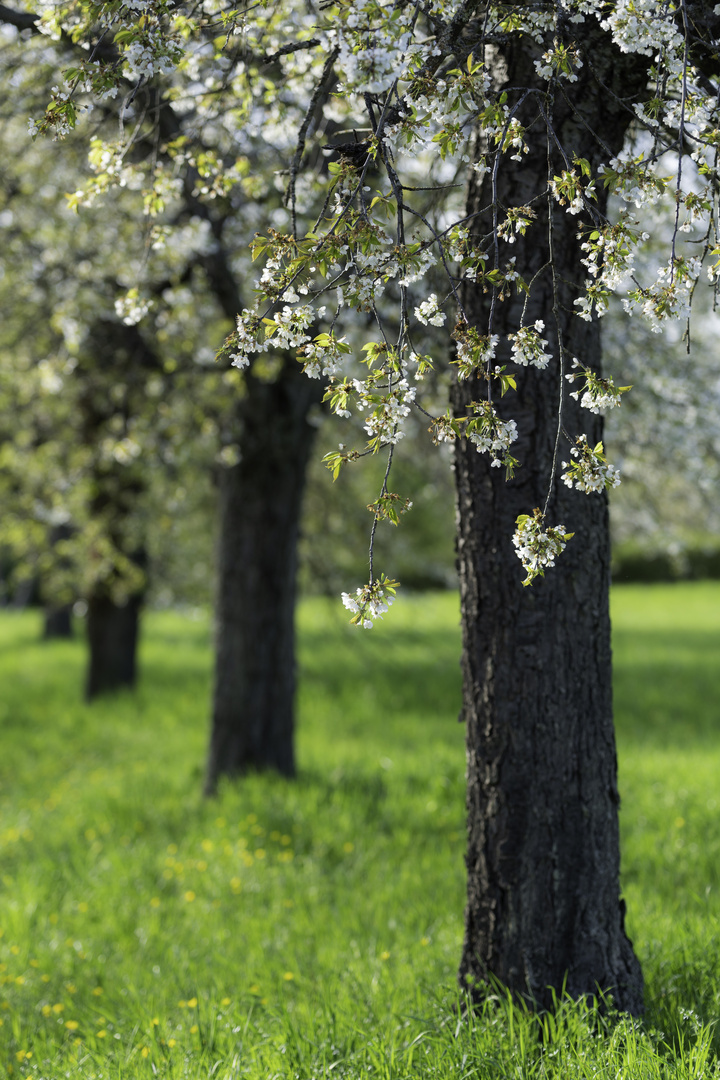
top-left (0, 585), bottom-right (718, 1077)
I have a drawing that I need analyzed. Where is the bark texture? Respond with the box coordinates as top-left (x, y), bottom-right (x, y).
top-left (455, 32), bottom-right (647, 1013)
top-left (204, 357), bottom-right (323, 792)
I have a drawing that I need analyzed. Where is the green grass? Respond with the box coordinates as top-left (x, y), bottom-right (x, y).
top-left (0, 584), bottom-right (719, 1078)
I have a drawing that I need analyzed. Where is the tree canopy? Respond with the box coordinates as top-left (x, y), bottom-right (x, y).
top-left (4, 0), bottom-right (717, 623)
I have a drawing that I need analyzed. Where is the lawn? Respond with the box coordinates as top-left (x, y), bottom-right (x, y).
top-left (0, 583), bottom-right (719, 1078)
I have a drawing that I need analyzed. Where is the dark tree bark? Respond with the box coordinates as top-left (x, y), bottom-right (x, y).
top-left (454, 32), bottom-right (648, 1013)
top-left (204, 357), bottom-right (323, 793)
top-left (79, 320), bottom-right (156, 701)
top-left (85, 590), bottom-right (142, 697)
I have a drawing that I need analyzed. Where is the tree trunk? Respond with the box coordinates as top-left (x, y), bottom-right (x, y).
top-left (44, 605), bottom-right (73, 639)
top-left (204, 358), bottom-right (323, 793)
top-left (43, 523), bottom-right (75, 639)
top-left (78, 320), bottom-right (156, 701)
top-left (454, 31), bottom-right (647, 1013)
top-left (85, 591), bottom-right (142, 698)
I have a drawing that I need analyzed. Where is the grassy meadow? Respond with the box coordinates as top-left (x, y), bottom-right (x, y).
top-left (0, 584), bottom-right (719, 1078)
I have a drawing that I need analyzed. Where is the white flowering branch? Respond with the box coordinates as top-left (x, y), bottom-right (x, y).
top-left (13, 0), bottom-right (720, 625)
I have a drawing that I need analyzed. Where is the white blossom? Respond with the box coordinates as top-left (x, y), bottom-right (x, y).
top-left (508, 322), bottom-right (552, 369)
top-left (414, 294), bottom-right (446, 326)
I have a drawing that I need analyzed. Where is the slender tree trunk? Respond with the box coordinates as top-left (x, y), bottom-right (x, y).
top-left (85, 590), bottom-right (142, 697)
top-left (78, 320), bottom-right (155, 701)
top-left (204, 358), bottom-right (323, 793)
top-left (43, 523), bottom-right (75, 639)
top-left (44, 605), bottom-right (73, 639)
top-left (454, 33), bottom-right (647, 1013)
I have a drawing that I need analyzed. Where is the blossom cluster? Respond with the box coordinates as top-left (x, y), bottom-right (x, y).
top-left (358, 379), bottom-right (417, 445)
top-left (508, 322), bottom-right (552, 369)
top-left (115, 290), bottom-right (152, 326)
top-left (297, 333), bottom-right (351, 379)
top-left (512, 509), bottom-right (573, 587)
top-left (414, 294), bottom-right (446, 326)
top-left (562, 436), bottom-right (621, 493)
top-left (453, 326), bottom-right (499, 379)
top-left (466, 401), bottom-right (519, 471)
top-left (565, 359), bottom-right (630, 413)
top-left (341, 575), bottom-right (398, 628)
top-left (229, 311), bottom-right (265, 370)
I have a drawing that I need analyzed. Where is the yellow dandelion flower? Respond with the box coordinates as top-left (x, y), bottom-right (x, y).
top-left (178, 999), bottom-right (187, 1008)
top-left (151, 1017), bottom-right (159, 1026)
top-left (187, 997), bottom-right (198, 1008)
top-left (42, 1005), bottom-right (52, 1017)
top-left (140, 1046), bottom-right (149, 1058)
top-left (77, 902), bottom-right (88, 913)
top-left (421, 937), bottom-right (430, 946)
top-left (190, 1025), bottom-right (199, 1035)
top-left (96, 1030), bottom-right (107, 1038)
top-left (52, 1003), bottom-right (64, 1013)
top-left (15, 1050), bottom-right (27, 1062)
top-left (66, 984), bottom-right (77, 994)
top-left (29, 959), bottom-right (39, 968)
top-left (249, 985), bottom-right (260, 995)
top-left (150, 897), bottom-right (161, 908)
top-left (255, 849), bottom-right (266, 860)
top-left (65, 1020), bottom-right (79, 1030)
top-left (283, 972), bottom-right (294, 981)
top-left (92, 987), bottom-right (103, 996)
top-left (41, 974), bottom-right (50, 982)
top-left (168, 1038), bottom-right (176, 1048)
top-left (15, 976), bottom-right (25, 985)
top-left (380, 951), bottom-right (390, 961)
top-left (221, 997), bottom-right (231, 1006)
top-left (184, 891), bottom-right (196, 903)
top-left (343, 842), bottom-right (354, 853)
top-left (10, 945), bottom-right (19, 955)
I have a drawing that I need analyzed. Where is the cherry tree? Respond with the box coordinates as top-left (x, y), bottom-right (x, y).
top-left (0, 101), bottom-right (218, 694)
top-left (0, 17), bottom-right (324, 760)
top-left (6, 0), bottom-right (720, 1011)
